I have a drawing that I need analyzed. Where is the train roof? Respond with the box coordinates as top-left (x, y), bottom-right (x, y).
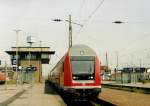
top-left (69, 44), bottom-right (96, 56)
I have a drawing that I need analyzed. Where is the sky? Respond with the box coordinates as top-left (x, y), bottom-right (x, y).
top-left (0, 0), bottom-right (150, 73)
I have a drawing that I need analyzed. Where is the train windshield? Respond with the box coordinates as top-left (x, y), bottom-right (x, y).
top-left (71, 56), bottom-right (94, 75)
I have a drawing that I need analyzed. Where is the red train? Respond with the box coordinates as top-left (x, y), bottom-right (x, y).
top-left (48, 44), bottom-right (101, 99)
top-left (0, 72), bottom-right (6, 84)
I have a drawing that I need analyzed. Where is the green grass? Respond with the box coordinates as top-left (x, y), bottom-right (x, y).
top-left (145, 80), bottom-right (150, 83)
top-left (7, 79), bottom-right (17, 84)
top-left (138, 80), bottom-right (150, 84)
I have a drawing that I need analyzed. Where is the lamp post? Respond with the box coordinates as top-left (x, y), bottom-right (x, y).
top-left (14, 29), bottom-right (21, 86)
top-left (27, 36), bottom-right (35, 85)
top-left (52, 15), bottom-right (83, 48)
top-left (69, 15), bottom-right (72, 48)
top-left (116, 51), bottom-right (119, 81)
top-left (112, 21), bottom-right (124, 83)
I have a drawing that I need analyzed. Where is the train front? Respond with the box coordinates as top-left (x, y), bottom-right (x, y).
top-left (63, 45), bottom-right (101, 99)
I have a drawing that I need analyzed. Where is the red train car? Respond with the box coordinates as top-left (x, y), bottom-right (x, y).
top-left (48, 44), bottom-right (101, 99)
top-left (0, 72), bottom-right (6, 84)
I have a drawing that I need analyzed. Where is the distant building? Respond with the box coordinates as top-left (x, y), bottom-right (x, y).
top-left (101, 65), bottom-right (111, 80)
top-left (6, 47), bottom-right (55, 83)
top-left (122, 67), bottom-right (146, 73)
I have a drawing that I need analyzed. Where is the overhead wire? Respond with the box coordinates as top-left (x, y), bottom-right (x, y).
top-left (78, 0), bottom-right (86, 17)
top-left (73, 0), bottom-right (86, 42)
top-left (74, 0), bottom-right (150, 67)
top-left (73, 0), bottom-right (105, 45)
top-left (87, 0), bottom-right (105, 20)
top-left (76, 0), bottom-right (105, 35)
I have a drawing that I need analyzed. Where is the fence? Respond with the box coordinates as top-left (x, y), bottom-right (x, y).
top-left (111, 72), bottom-right (150, 84)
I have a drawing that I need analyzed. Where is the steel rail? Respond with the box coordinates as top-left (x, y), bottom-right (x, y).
top-left (90, 98), bottom-right (116, 106)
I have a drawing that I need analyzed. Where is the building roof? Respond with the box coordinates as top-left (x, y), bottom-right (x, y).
top-left (101, 65), bottom-right (111, 71)
top-left (6, 47), bottom-right (55, 54)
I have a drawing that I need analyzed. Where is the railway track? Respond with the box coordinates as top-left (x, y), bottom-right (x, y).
top-left (47, 81), bottom-right (115, 106)
top-left (90, 98), bottom-right (116, 106)
top-left (61, 97), bottom-right (115, 106)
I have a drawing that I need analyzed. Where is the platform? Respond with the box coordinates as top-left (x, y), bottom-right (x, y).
top-left (0, 84), bottom-right (31, 106)
top-left (0, 84), bottom-right (65, 106)
top-left (102, 81), bottom-right (150, 88)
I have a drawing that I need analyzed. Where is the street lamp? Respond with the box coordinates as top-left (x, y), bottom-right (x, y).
top-left (112, 21), bottom-right (124, 24)
top-left (13, 29), bottom-right (22, 86)
top-left (27, 35), bottom-right (35, 85)
top-left (52, 15), bottom-right (83, 48)
top-left (112, 21), bottom-right (124, 83)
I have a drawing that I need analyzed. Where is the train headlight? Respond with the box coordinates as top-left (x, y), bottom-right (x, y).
top-left (73, 76), bottom-right (76, 80)
top-left (90, 76), bottom-right (94, 79)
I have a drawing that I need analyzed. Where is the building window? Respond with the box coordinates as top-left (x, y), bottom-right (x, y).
top-left (21, 54), bottom-right (37, 60)
top-left (11, 55), bottom-right (15, 59)
top-left (41, 54), bottom-right (49, 59)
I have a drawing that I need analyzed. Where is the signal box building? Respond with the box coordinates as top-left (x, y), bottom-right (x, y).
top-left (6, 47), bottom-right (55, 83)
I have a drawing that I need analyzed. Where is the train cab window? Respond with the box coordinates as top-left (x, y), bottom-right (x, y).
top-left (71, 56), bottom-right (95, 80)
top-left (71, 61), bottom-right (94, 74)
